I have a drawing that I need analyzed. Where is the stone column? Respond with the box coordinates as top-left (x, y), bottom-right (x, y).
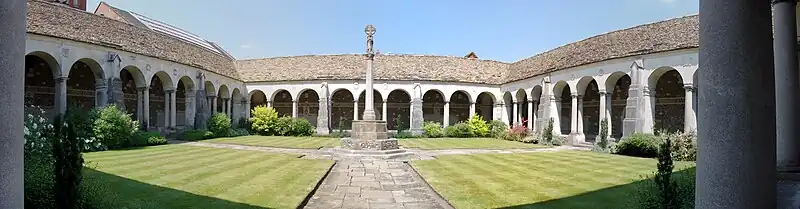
top-left (512, 101), bottom-right (518, 125)
top-left (353, 100), bottom-right (359, 120)
top-left (245, 100), bottom-right (251, 119)
top-left (0, 1), bottom-right (26, 206)
top-left (210, 96), bottom-right (217, 113)
top-left (170, 90), bottom-right (177, 128)
top-left (226, 98), bottom-right (232, 117)
top-left (623, 62), bottom-right (644, 138)
top-left (411, 98), bottom-right (423, 135)
top-left (54, 76), bottom-right (68, 115)
top-left (577, 96), bottom-right (584, 135)
top-left (293, 100), bottom-right (299, 118)
top-left (443, 101), bottom-right (450, 127)
top-left (267, 101), bottom-right (272, 108)
top-left (469, 102), bottom-right (476, 117)
top-left (164, 90), bottom-right (173, 128)
top-left (641, 88), bottom-right (654, 134)
top-left (107, 77), bottom-right (124, 109)
top-left (599, 91), bottom-right (608, 134)
top-left (527, 100), bottom-right (534, 130)
top-left (683, 84), bottom-right (697, 132)
top-left (605, 92), bottom-right (613, 138)
top-left (382, 100), bottom-right (387, 121)
top-left (316, 98), bottom-right (330, 135)
top-left (186, 90), bottom-right (196, 127)
top-left (549, 96), bottom-right (561, 136)
top-left (143, 87), bottom-right (150, 129)
top-left (135, 88), bottom-right (143, 122)
top-left (95, 79), bottom-right (108, 107)
top-left (697, 0), bottom-right (776, 208)
top-left (570, 94), bottom-right (578, 135)
top-left (774, 0), bottom-right (800, 173)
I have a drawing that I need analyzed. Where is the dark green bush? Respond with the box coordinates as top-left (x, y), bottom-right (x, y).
top-left (208, 112), bottom-right (231, 137)
top-left (204, 131), bottom-right (215, 139)
top-left (290, 118), bottom-right (315, 136)
top-left (52, 115), bottom-right (83, 209)
top-left (130, 131), bottom-right (162, 147)
top-left (181, 129), bottom-right (208, 141)
top-left (444, 122), bottom-right (474, 138)
top-left (237, 117), bottom-right (249, 129)
top-left (228, 128), bottom-right (251, 137)
top-left (630, 136), bottom-right (695, 209)
top-left (92, 105), bottom-right (138, 150)
top-left (615, 133), bottom-right (660, 158)
top-left (25, 153), bottom-right (55, 208)
top-left (423, 121), bottom-right (445, 138)
top-left (487, 120), bottom-right (508, 138)
top-left (275, 116), bottom-right (293, 136)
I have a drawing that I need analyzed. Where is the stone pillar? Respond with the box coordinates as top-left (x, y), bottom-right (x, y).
top-left (107, 77), bottom-right (124, 109)
top-left (641, 88), bottom-right (654, 134)
top-left (95, 79), bottom-right (108, 107)
top-left (512, 101), bottom-right (518, 125)
top-left (382, 100), bottom-right (387, 121)
top-left (316, 98), bottom-right (330, 135)
top-left (55, 76), bottom-right (68, 115)
top-left (549, 96), bottom-right (561, 136)
top-left (537, 94), bottom-right (549, 133)
top-left (186, 90), bottom-right (196, 127)
top-left (623, 62), bottom-right (643, 138)
top-left (293, 100), bottom-right (299, 118)
top-left (136, 88), bottom-right (143, 122)
top-left (411, 98), bottom-right (423, 135)
top-left (0, 1), bottom-right (26, 206)
top-left (164, 90), bottom-right (173, 128)
top-left (443, 101), bottom-right (450, 127)
top-left (605, 92), bottom-right (613, 138)
top-left (245, 100), bottom-right (251, 119)
top-left (267, 101), bottom-right (272, 108)
top-left (226, 98), bottom-right (232, 117)
top-left (570, 94), bottom-right (578, 134)
top-left (469, 102), bottom-right (476, 117)
top-left (774, 0), bottom-right (800, 172)
top-left (170, 90), bottom-right (177, 128)
top-left (683, 85), bottom-right (697, 132)
top-left (527, 100), bottom-right (534, 130)
top-left (353, 100), bottom-right (358, 120)
top-left (577, 96), bottom-right (584, 135)
top-left (210, 96), bottom-right (217, 113)
top-left (599, 91), bottom-right (608, 134)
top-left (697, 0), bottom-right (776, 208)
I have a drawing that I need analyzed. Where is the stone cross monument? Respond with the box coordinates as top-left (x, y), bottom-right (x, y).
top-left (341, 25), bottom-right (399, 151)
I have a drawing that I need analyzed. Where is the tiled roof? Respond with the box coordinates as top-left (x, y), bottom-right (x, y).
top-left (507, 15), bottom-right (699, 82)
top-left (236, 54), bottom-right (510, 84)
top-left (26, 0), bottom-right (240, 79)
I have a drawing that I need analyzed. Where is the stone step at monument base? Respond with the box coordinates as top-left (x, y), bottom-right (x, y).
top-left (325, 147), bottom-right (417, 160)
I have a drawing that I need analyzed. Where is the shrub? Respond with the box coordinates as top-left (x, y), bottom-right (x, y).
top-left (51, 115), bottom-right (84, 209)
top-left (501, 123), bottom-right (530, 142)
top-left (423, 121), bottom-right (445, 138)
top-left (466, 115), bottom-right (490, 137)
top-left (208, 112), bottom-right (231, 137)
top-left (249, 105), bottom-right (280, 135)
top-left (615, 133), bottom-right (660, 158)
top-left (445, 122), bottom-right (474, 138)
top-left (290, 118), bottom-right (315, 136)
top-left (92, 105), bottom-right (138, 150)
top-left (204, 131), bottom-right (215, 139)
top-left (237, 117), bottom-right (249, 129)
top-left (631, 137), bottom-right (695, 209)
top-left (593, 118), bottom-right (611, 153)
top-left (24, 105), bottom-right (54, 157)
top-left (664, 131), bottom-right (697, 161)
top-left (147, 136), bottom-right (168, 145)
top-left (181, 129), bottom-right (208, 141)
top-left (131, 131), bottom-right (166, 147)
top-left (25, 152), bottom-right (55, 208)
top-left (542, 118), bottom-right (554, 144)
top-left (488, 120), bottom-right (508, 138)
top-left (275, 116), bottom-right (294, 136)
top-left (228, 128), bottom-right (251, 137)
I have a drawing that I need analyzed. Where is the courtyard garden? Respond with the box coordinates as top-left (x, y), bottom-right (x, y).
top-left (398, 138), bottom-right (547, 150)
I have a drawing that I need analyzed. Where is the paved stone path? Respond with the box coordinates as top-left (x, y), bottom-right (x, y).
top-left (303, 160), bottom-right (453, 209)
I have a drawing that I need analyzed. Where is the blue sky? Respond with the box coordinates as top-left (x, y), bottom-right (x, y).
top-left (86, 0), bottom-right (698, 62)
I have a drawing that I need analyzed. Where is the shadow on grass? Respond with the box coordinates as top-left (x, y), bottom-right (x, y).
top-left (83, 168), bottom-right (273, 209)
top-left (497, 167), bottom-right (696, 209)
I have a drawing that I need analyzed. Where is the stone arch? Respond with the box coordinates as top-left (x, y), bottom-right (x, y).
top-left (176, 76), bottom-right (194, 127)
top-left (553, 81), bottom-right (571, 135)
top-left (204, 81), bottom-right (216, 96)
top-left (148, 71), bottom-right (175, 128)
top-left (387, 89), bottom-right (411, 130)
top-left (249, 89), bottom-right (267, 111)
top-left (296, 89), bottom-right (320, 127)
top-left (231, 88), bottom-right (244, 124)
top-left (358, 90), bottom-right (383, 120)
top-left (604, 71), bottom-right (629, 92)
top-left (423, 89), bottom-right (446, 126)
top-left (24, 52), bottom-right (59, 118)
top-left (514, 89), bottom-right (529, 126)
top-left (272, 89), bottom-right (293, 117)
top-left (331, 89), bottom-right (355, 130)
top-left (121, 66), bottom-right (145, 116)
top-left (502, 91), bottom-right (513, 125)
top-left (610, 74), bottom-right (631, 138)
top-left (449, 90), bottom-right (471, 125)
top-left (66, 59), bottom-right (101, 111)
top-left (580, 78), bottom-right (601, 138)
top-left (529, 85), bottom-right (543, 129)
top-left (216, 85), bottom-right (230, 114)
top-left (476, 92), bottom-right (495, 121)
top-left (652, 68), bottom-right (685, 133)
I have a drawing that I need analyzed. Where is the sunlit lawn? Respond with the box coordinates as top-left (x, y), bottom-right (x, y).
top-left (83, 145), bottom-right (333, 209)
top-left (203, 135), bottom-right (341, 149)
top-left (412, 151), bottom-right (695, 209)
top-left (399, 138), bottom-right (548, 150)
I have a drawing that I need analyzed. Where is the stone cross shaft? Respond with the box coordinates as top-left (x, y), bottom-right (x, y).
top-left (363, 24), bottom-right (377, 120)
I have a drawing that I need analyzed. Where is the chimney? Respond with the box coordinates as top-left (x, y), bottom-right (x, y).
top-left (50, 0), bottom-right (87, 11)
top-left (465, 52), bottom-right (478, 59)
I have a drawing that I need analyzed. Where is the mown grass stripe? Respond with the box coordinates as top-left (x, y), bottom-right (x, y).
top-left (85, 145), bottom-right (186, 160)
top-left (468, 154), bottom-right (573, 202)
top-left (86, 146), bottom-right (216, 164)
top-left (414, 157), bottom-right (500, 208)
top-left (123, 150), bottom-right (256, 182)
top-left (159, 154), bottom-right (290, 189)
top-left (172, 155), bottom-right (294, 192)
top-left (498, 154), bottom-right (634, 195)
top-left (95, 148), bottom-right (232, 174)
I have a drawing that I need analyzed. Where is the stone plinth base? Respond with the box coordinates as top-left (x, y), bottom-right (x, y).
top-left (341, 138), bottom-right (399, 150)
top-left (351, 120), bottom-right (389, 140)
top-left (328, 147), bottom-right (414, 160)
top-left (569, 133), bottom-right (586, 145)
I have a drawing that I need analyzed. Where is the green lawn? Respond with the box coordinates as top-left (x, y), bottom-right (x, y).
top-left (83, 145), bottom-right (333, 209)
top-left (412, 151), bottom-right (695, 209)
top-left (399, 138), bottom-right (548, 150)
top-left (203, 135), bottom-right (341, 149)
